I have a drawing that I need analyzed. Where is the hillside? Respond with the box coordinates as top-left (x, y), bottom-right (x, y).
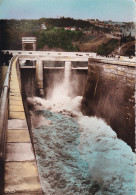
top-left (0, 18), bottom-right (135, 55)
top-left (75, 35), bottom-right (114, 52)
top-left (112, 41), bottom-right (135, 56)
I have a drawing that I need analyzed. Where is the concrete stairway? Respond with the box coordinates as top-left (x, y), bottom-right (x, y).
top-left (4, 58), bottom-right (42, 194)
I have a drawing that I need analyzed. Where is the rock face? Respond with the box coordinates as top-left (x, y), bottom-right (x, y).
top-left (81, 58), bottom-right (135, 151)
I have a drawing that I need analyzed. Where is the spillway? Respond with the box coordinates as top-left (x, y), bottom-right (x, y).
top-left (22, 60), bottom-right (135, 195)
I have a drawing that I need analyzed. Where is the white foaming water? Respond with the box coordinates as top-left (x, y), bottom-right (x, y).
top-left (47, 61), bottom-right (72, 100)
top-left (28, 94), bottom-right (135, 194)
top-left (63, 61), bottom-right (71, 96)
top-left (28, 65), bottom-right (135, 194)
top-left (78, 117), bottom-right (135, 194)
top-left (28, 95), bottom-right (82, 117)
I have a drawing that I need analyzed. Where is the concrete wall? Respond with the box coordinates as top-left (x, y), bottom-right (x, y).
top-left (44, 68), bottom-right (88, 98)
top-left (16, 59), bottom-right (35, 149)
top-left (71, 69), bottom-right (88, 97)
top-left (21, 68), bottom-right (38, 97)
top-left (44, 61), bottom-right (65, 67)
top-left (20, 61), bottom-right (88, 98)
top-left (81, 58), bottom-right (135, 151)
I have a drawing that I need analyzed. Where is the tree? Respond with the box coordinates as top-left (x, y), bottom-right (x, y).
top-left (97, 39), bottom-right (119, 56)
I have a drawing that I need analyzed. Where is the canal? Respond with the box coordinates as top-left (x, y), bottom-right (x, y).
top-left (27, 63), bottom-right (135, 195)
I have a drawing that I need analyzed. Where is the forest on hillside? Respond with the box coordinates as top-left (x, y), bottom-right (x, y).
top-left (0, 17), bottom-right (135, 56)
top-left (0, 18), bottom-right (93, 50)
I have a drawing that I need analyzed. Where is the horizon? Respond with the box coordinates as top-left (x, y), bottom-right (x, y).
top-left (0, 17), bottom-right (135, 24)
top-left (0, 0), bottom-right (135, 22)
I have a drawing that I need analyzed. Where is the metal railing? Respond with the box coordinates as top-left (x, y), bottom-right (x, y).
top-left (0, 57), bottom-right (14, 194)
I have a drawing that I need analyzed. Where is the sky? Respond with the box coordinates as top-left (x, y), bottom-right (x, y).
top-left (0, 0), bottom-right (135, 22)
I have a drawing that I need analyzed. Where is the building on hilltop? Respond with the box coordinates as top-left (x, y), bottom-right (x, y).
top-left (41, 23), bottom-right (47, 30)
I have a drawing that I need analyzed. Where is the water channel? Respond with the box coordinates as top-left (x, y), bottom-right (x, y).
top-left (28, 62), bottom-right (135, 195)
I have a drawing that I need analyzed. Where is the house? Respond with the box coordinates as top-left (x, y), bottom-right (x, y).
top-left (71, 27), bottom-right (76, 31)
top-left (65, 27), bottom-right (71, 30)
top-left (41, 23), bottom-right (47, 30)
top-left (64, 27), bottom-right (76, 31)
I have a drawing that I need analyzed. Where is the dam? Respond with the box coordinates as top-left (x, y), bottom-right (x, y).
top-left (0, 51), bottom-right (135, 194)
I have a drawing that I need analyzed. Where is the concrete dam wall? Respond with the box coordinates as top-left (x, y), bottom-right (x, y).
top-left (20, 62), bottom-right (88, 98)
top-left (81, 59), bottom-right (135, 151)
top-left (44, 68), bottom-right (87, 98)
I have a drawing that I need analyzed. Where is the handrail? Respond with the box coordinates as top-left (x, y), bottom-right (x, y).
top-left (0, 57), bottom-right (14, 194)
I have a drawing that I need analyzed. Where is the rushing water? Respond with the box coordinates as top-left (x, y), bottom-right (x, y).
top-left (28, 62), bottom-right (135, 195)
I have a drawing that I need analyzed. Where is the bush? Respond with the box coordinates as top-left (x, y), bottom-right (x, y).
top-left (97, 39), bottom-right (119, 56)
top-left (34, 28), bottom-right (82, 51)
top-left (124, 45), bottom-right (135, 56)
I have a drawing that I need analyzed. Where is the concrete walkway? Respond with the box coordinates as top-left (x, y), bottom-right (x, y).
top-left (4, 58), bottom-right (42, 194)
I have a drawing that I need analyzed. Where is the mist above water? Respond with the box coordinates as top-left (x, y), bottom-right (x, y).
top-left (28, 63), bottom-right (135, 194)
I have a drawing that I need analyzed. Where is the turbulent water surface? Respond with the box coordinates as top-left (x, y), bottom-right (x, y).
top-left (28, 64), bottom-right (135, 195)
